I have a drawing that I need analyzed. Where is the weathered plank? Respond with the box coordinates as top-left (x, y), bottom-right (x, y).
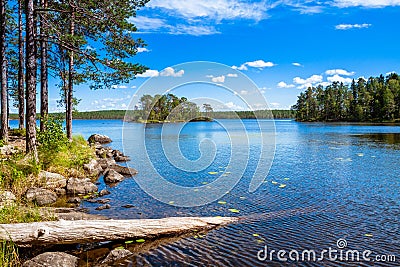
top-left (0, 216), bottom-right (238, 245)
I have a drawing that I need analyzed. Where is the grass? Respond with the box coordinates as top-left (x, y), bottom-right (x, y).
top-left (0, 240), bottom-right (20, 267)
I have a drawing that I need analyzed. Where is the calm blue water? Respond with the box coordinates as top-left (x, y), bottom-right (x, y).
top-left (14, 119), bottom-right (399, 266)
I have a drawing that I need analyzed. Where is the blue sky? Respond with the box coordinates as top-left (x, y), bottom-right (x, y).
top-left (23, 0), bottom-right (400, 113)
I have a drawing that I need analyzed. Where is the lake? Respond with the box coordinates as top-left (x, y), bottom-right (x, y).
top-left (15, 119), bottom-right (399, 266)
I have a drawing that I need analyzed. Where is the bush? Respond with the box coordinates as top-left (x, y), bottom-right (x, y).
top-left (37, 118), bottom-right (69, 152)
top-left (0, 240), bottom-right (20, 267)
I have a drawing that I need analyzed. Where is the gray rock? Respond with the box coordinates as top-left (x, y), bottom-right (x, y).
top-left (88, 134), bottom-right (112, 144)
top-left (83, 159), bottom-right (103, 176)
top-left (114, 155), bottom-right (130, 162)
top-left (101, 248), bottom-right (133, 264)
top-left (39, 171), bottom-right (67, 189)
top-left (108, 164), bottom-right (138, 176)
top-left (104, 169), bottom-right (124, 183)
top-left (97, 158), bottom-right (116, 169)
top-left (67, 197), bottom-right (81, 204)
top-left (0, 191), bottom-right (16, 208)
top-left (66, 178), bottom-right (98, 195)
top-left (99, 189), bottom-right (111, 197)
top-left (0, 145), bottom-right (18, 155)
top-left (54, 188), bottom-right (66, 196)
top-left (96, 204), bottom-right (111, 210)
top-left (26, 188), bottom-right (57, 206)
top-left (97, 198), bottom-right (111, 204)
top-left (23, 252), bottom-right (78, 267)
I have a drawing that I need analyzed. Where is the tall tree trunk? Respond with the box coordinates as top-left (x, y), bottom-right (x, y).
top-left (66, 8), bottom-right (74, 141)
top-left (25, 0), bottom-right (38, 161)
top-left (0, 0), bottom-right (8, 143)
top-left (39, 0), bottom-right (48, 131)
top-left (18, 0), bottom-right (24, 129)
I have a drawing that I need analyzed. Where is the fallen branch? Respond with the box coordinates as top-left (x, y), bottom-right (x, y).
top-left (0, 216), bottom-right (238, 245)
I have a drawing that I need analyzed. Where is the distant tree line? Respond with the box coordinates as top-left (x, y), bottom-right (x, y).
top-left (292, 73), bottom-right (400, 122)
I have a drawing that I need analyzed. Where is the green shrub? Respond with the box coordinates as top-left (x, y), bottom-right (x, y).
top-left (0, 240), bottom-right (20, 267)
top-left (37, 118), bottom-right (69, 152)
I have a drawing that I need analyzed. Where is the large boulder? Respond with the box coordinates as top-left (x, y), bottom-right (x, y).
top-left (101, 248), bottom-right (133, 264)
top-left (104, 169), bottom-right (124, 184)
top-left (108, 164), bottom-right (138, 176)
top-left (23, 252), bottom-right (78, 267)
top-left (88, 134), bottom-right (112, 144)
top-left (0, 191), bottom-right (16, 208)
top-left (39, 171), bottom-right (67, 189)
top-left (26, 188), bottom-right (57, 206)
top-left (83, 159), bottom-right (103, 176)
top-left (66, 178), bottom-right (98, 195)
top-left (97, 158), bottom-right (116, 169)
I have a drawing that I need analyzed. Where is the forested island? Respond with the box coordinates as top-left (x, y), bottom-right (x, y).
top-left (292, 73), bottom-right (400, 122)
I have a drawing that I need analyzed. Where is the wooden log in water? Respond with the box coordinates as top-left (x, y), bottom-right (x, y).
top-left (0, 216), bottom-right (238, 245)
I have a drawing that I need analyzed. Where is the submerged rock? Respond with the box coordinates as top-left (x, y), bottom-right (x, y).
top-left (88, 134), bottom-right (112, 144)
top-left (104, 169), bottom-right (124, 183)
top-left (23, 252), bottom-right (78, 267)
top-left (101, 248), bottom-right (133, 264)
top-left (66, 178), bottom-right (98, 195)
top-left (99, 189), bottom-right (111, 197)
top-left (39, 171), bottom-right (67, 189)
top-left (26, 188), bottom-right (57, 206)
top-left (67, 197), bottom-right (81, 204)
top-left (96, 204), bottom-right (111, 210)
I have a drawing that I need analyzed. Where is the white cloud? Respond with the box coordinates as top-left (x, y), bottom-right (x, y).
top-left (333, 0), bottom-right (400, 8)
top-left (233, 60), bottom-right (276, 71)
top-left (160, 67), bottom-right (185, 77)
top-left (227, 73), bottom-right (238, 77)
top-left (327, 75), bottom-right (353, 84)
top-left (211, 75), bottom-right (226, 83)
top-left (293, 75), bottom-right (323, 89)
top-left (147, 0), bottom-right (268, 22)
top-left (225, 102), bottom-right (244, 110)
top-left (170, 25), bottom-right (220, 36)
top-left (137, 47), bottom-right (151, 53)
top-left (240, 90), bottom-right (248, 95)
top-left (325, 69), bottom-right (355, 76)
top-left (335, 23), bottom-right (372, 30)
top-left (128, 16), bottom-right (166, 31)
top-left (111, 85), bottom-right (128, 89)
top-left (277, 81), bottom-right (295, 88)
top-left (137, 69), bottom-right (160, 78)
top-left (292, 62), bottom-right (302, 67)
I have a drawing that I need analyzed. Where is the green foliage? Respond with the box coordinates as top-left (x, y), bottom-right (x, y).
top-left (0, 139), bottom-right (4, 147)
top-left (37, 118), bottom-right (69, 152)
top-left (9, 128), bottom-right (25, 137)
top-left (0, 204), bottom-right (48, 224)
top-left (139, 94), bottom-right (200, 122)
top-left (292, 73), bottom-right (400, 122)
top-left (0, 240), bottom-right (20, 267)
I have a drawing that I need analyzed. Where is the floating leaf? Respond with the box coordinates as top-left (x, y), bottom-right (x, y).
top-left (222, 174), bottom-right (229, 177)
top-left (198, 234), bottom-right (205, 238)
top-left (279, 184), bottom-right (287, 188)
top-left (219, 171), bottom-right (224, 173)
top-left (168, 201), bottom-right (175, 205)
top-left (284, 178), bottom-right (290, 181)
top-left (194, 189), bottom-right (199, 192)
top-left (116, 246), bottom-right (124, 250)
top-left (357, 153), bottom-right (364, 157)
top-left (228, 208), bottom-right (240, 213)
top-left (364, 234), bottom-right (373, 237)
top-left (125, 240), bottom-right (134, 244)
top-left (253, 234), bottom-right (259, 237)
top-left (193, 235), bottom-right (198, 239)
top-left (218, 201), bottom-right (227, 205)
top-left (225, 172), bottom-right (231, 174)
top-left (271, 181), bottom-right (278, 185)
top-left (202, 182), bottom-right (208, 185)
top-left (239, 196), bottom-right (246, 200)
top-left (257, 239), bottom-right (264, 244)
top-left (262, 180), bottom-right (268, 183)
top-left (208, 172), bottom-right (218, 175)
top-left (136, 239), bottom-right (145, 243)
top-left (83, 195), bottom-right (90, 199)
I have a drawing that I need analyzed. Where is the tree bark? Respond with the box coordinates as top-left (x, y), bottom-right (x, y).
top-left (66, 8), bottom-right (75, 141)
top-left (0, 0), bottom-right (8, 143)
top-left (18, 0), bottom-right (25, 130)
top-left (25, 0), bottom-right (38, 161)
top-left (39, 0), bottom-right (48, 132)
top-left (0, 217), bottom-right (238, 245)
